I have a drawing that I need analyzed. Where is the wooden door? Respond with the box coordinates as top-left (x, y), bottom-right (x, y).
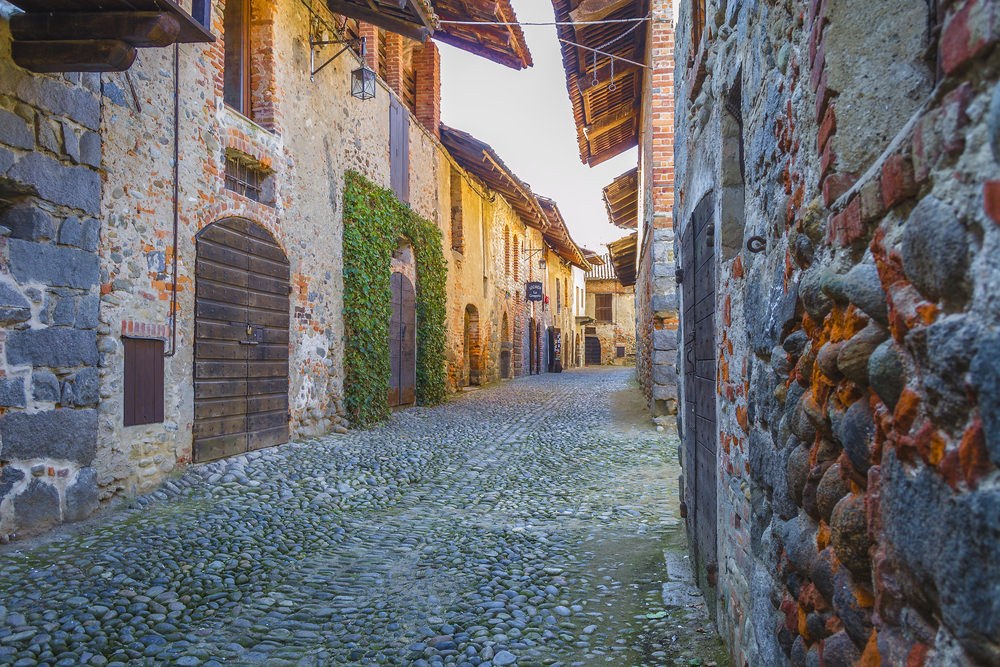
top-left (528, 319), bottom-right (536, 375)
top-left (193, 218), bottom-right (289, 463)
top-left (681, 194), bottom-right (718, 586)
top-left (546, 328), bottom-right (555, 372)
top-left (585, 336), bottom-right (602, 365)
top-left (389, 272), bottom-right (416, 407)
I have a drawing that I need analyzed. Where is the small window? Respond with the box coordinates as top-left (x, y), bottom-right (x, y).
top-left (124, 338), bottom-right (165, 427)
top-left (595, 294), bottom-right (613, 322)
top-left (225, 155), bottom-right (273, 205)
top-left (616, 345), bottom-right (626, 358)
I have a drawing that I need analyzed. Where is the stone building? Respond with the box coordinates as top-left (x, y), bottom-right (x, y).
top-left (552, 0), bottom-right (678, 415)
top-left (581, 252), bottom-right (636, 366)
top-left (441, 127), bottom-right (590, 386)
top-left (0, 0), bottom-right (551, 539)
top-left (672, 0), bottom-right (1000, 665)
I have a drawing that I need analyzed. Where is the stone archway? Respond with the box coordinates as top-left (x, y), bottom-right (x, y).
top-left (464, 304), bottom-right (481, 386)
top-left (193, 217), bottom-right (290, 463)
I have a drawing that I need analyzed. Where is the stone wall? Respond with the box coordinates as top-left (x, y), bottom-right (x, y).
top-left (0, 0), bottom-right (463, 538)
top-left (673, 0), bottom-right (1000, 665)
top-left (0, 11), bottom-right (104, 539)
top-left (584, 278), bottom-right (636, 366)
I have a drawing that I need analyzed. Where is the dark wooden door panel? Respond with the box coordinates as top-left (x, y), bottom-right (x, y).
top-left (585, 336), bottom-right (602, 365)
top-left (194, 218), bottom-right (289, 463)
top-left (193, 414), bottom-right (247, 438)
top-left (388, 272), bottom-right (416, 408)
top-left (194, 379), bottom-right (247, 400)
top-left (681, 194), bottom-right (718, 586)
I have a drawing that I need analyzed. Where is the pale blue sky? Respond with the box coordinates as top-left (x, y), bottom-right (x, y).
top-left (438, 0), bottom-right (638, 253)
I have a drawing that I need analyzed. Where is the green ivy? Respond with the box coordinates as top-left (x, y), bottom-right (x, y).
top-left (342, 171), bottom-right (448, 426)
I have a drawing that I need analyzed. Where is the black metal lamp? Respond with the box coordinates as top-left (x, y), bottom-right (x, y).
top-left (351, 47), bottom-right (377, 101)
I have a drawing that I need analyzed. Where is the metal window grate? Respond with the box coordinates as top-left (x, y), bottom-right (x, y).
top-left (225, 156), bottom-right (266, 203)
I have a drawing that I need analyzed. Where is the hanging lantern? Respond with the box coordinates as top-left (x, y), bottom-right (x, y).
top-left (351, 63), bottom-right (376, 100)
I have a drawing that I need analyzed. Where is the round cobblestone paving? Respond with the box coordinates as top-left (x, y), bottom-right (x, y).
top-left (0, 368), bottom-right (728, 666)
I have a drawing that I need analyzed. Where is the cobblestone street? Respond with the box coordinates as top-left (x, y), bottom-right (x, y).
top-left (0, 369), bottom-right (726, 666)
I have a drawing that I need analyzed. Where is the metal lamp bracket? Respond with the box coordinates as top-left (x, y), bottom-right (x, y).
top-left (310, 27), bottom-right (365, 81)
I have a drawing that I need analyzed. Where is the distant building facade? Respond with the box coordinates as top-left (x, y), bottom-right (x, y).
top-left (582, 254), bottom-right (635, 367)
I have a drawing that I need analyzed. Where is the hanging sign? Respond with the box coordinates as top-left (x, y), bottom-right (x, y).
top-left (526, 281), bottom-right (543, 301)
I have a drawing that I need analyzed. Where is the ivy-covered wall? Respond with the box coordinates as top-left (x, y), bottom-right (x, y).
top-left (342, 171), bottom-right (447, 426)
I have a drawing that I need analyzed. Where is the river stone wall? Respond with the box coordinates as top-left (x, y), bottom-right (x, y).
top-left (674, 0), bottom-right (1000, 664)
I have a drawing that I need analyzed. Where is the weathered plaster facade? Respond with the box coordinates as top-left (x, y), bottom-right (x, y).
top-left (0, 0), bottom-right (568, 539)
top-left (673, 0), bottom-right (1000, 665)
top-left (583, 259), bottom-right (636, 367)
top-left (92, 0), bottom-right (449, 504)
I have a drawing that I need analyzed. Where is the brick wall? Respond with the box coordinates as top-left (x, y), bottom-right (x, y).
top-left (637, 0), bottom-right (679, 415)
top-left (412, 40), bottom-right (440, 139)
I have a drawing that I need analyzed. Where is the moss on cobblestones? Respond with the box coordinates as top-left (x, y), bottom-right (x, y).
top-left (342, 170), bottom-right (447, 426)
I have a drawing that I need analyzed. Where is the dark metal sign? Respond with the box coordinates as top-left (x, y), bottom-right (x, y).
top-left (526, 281), bottom-right (543, 301)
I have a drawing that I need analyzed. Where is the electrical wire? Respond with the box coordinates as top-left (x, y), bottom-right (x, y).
top-left (436, 17), bottom-right (655, 26)
top-left (557, 37), bottom-right (651, 70)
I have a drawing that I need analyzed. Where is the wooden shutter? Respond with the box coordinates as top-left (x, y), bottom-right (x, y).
top-left (224, 0), bottom-right (251, 114)
top-left (124, 337), bottom-right (165, 427)
top-left (595, 294), bottom-right (613, 322)
top-left (390, 96), bottom-right (410, 203)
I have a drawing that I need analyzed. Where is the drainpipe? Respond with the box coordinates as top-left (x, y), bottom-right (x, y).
top-left (165, 43), bottom-right (180, 357)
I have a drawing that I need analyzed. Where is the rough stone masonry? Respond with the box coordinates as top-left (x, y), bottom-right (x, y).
top-left (0, 10), bottom-right (103, 538)
top-left (673, 0), bottom-right (1000, 665)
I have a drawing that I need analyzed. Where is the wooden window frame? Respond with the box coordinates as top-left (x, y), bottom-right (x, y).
top-left (595, 293), bottom-right (613, 323)
top-left (224, 0), bottom-right (252, 116)
top-left (123, 337), bottom-right (165, 427)
top-left (690, 0), bottom-right (706, 64)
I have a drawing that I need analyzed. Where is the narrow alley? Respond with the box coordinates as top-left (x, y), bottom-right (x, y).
top-left (0, 369), bottom-right (727, 666)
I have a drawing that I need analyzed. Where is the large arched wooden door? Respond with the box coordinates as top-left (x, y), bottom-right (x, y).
top-left (193, 218), bottom-right (290, 463)
top-left (389, 272), bottom-right (416, 407)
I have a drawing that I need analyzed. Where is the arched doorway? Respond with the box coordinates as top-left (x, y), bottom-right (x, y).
top-left (500, 312), bottom-right (511, 379)
top-left (389, 272), bottom-right (416, 407)
top-left (193, 218), bottom-right (290, 463)
top-left (528, 318), bottom-right (537, 375)
top-left (464, 304), bottom-right (481, 386)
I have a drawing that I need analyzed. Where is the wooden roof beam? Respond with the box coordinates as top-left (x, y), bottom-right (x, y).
top-left (570, 0), bottom-right (636, 23)
top-left (327, 0), bottom-right (432, 41)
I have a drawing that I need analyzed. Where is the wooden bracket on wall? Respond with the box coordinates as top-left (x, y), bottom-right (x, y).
top-left (7, 0), bottom-right (214, 73)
